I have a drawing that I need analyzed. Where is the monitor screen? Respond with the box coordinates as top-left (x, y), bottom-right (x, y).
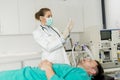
top-left (100, 30), bottom-right (111, 40)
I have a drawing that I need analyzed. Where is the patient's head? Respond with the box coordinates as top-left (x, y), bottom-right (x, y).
top-left (78, 59), bottom-right (104, 76)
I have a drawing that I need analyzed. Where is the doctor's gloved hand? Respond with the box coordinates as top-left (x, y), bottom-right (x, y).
top-left (39, 60), bottom-right (55, 79)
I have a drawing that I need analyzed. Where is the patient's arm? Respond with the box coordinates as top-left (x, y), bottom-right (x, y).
top-left (39, 60), bottom-right (66, 80)
top-left (39, 60), bottom-right (55, 79)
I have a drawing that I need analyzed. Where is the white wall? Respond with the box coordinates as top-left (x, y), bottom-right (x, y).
top-left (83, 0), bottom-right (103, 28)
top-left (105, 0), bottom-right (120, 29)
top-left (0, 35), bottom-right (41, 54)
top-left (79, 0), bottom-right (103, 44)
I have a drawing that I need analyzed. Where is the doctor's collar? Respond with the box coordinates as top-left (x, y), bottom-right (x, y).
top-left (40, 25), bottom-right (46, 30)
top-left (40, 25), bottom-right (51, 30)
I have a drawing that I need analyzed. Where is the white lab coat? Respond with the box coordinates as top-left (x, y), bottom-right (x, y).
top-left (33, 25), bottom-right (70, 64)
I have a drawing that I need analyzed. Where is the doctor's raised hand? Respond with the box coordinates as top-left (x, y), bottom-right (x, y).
top-left (33, 8), bottom-right (70, 64)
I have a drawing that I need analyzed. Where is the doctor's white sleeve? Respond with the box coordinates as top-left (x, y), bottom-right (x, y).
top-left (33, 31), bottom-right (63, 52)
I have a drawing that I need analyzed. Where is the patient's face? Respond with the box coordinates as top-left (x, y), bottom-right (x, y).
top-left (81, 59), bottom-right (98, 75)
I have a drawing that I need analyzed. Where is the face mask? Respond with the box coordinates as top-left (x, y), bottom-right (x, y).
top-left (46, 17), bottom-right (53, 26)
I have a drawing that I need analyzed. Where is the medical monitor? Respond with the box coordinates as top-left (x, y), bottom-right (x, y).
top-left (100, 30), bottom-right (112, 40)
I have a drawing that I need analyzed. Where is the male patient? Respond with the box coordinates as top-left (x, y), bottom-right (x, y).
top-left (0, 59), bottom-right (103, 80)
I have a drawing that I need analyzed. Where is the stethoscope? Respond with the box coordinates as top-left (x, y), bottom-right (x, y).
top-left (40, 25), bottom-right (60, 37)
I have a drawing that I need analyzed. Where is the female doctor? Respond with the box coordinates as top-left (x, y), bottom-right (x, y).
top-left (33, 8), bottom-right (70, 64)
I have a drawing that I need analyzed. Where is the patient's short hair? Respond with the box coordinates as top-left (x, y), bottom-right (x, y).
top-left (92, 60), bottom-right (104, 80)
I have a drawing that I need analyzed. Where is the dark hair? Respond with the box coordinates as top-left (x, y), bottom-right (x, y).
top-left (35, 8), bottom-right (51, 20)
top-left (92, 60), bottom-right (104, 80)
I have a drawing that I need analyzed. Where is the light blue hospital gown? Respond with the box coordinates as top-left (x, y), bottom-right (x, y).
top-left (0, 64), bottom-right (91, 80)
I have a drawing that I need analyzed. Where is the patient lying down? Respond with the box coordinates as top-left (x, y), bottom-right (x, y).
top-left (0, 59), bottom-right (104, 80)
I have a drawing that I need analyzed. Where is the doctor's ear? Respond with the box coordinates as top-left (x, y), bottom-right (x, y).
top-left (39, 16), bottom-right (42, 21)
top-left (39, 16), bottom-right (46, 21)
